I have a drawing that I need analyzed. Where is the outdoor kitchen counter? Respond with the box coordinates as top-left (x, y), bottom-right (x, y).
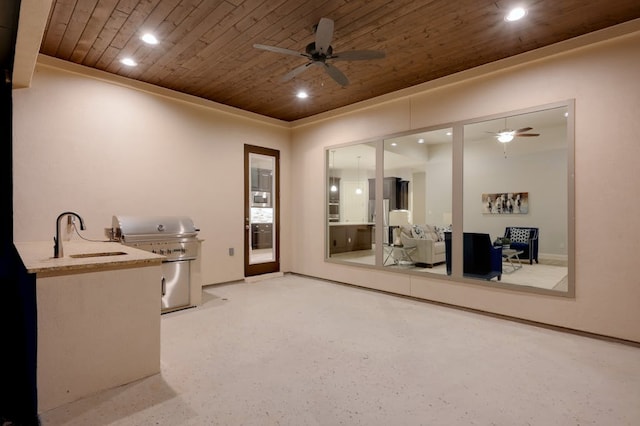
top-left (14, 240), bottom-right (165, 413)
top-left (15, 240), bottom-right (164, 275)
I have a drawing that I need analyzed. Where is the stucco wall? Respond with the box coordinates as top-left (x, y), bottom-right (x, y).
top-left (290, 31), bottom-right (640, 342)
top-left (13, 60), bottom-right (292, 286)
top-left (12, 28), bottom-right (640, 343)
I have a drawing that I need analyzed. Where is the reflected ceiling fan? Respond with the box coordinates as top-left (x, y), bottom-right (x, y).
top-left (253, 17), bottom-right (385, 87)
top-left (488, 118), bottom-right (540, 158)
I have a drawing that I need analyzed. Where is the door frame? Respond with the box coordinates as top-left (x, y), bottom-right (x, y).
top-left (244, 144), bottom-right (280, 276)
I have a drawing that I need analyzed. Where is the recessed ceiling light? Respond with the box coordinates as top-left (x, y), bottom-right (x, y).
top-left (418, 138), bottom-right (425, 144)
top-left (391, 142), bottom-right (397, 147)
top-left (564, 112), bottom-right (569, 117)
top-left (120, 58), bottom-right (137, 67)
top-left (505, 7), bottom-right (527, 22)
top-left (141, 33), bottom-right (159, 45)
top-left (446, 131), bottom-right (452, 136)
top-left (296, 91), bottom-right (308, 99)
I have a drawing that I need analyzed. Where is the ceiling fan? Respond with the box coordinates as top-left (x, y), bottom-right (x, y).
top-left (489, 119), bottom-right (540, 143)
top-left (488, 118), bottom-right (540, 158)
top-left (253, 17), bottom-right (385, 87)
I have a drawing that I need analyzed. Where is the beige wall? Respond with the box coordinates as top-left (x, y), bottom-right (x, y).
top-left (12, 27), bottom-right (640, 343)
top-left (290, 31), bottom-right (640, 343)
top-left (13, 59), bottom-right (292, 285)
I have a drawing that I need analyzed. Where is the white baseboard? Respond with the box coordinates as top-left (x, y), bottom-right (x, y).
top-left (539, 253), bottom-right (568, 261)
top-left (539, 253), bottom-right (568, 266)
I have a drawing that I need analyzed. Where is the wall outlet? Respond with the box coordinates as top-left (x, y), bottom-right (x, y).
top-left (228, 247), bottom-right (234, 256)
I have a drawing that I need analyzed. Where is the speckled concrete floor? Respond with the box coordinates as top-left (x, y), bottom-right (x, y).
top-left (40, 274), bottom-right (640, 425)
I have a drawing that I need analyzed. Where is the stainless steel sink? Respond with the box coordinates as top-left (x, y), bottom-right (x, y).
top-left (69, 251), bottom-right (127, 258)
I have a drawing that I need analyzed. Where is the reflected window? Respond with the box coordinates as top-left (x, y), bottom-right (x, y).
top-left (382, 129), bottom-right (452, 270)
top-left (461, 106), bottom-right (570, 291)
top-left (326, 101), bottom-right (574, 296)
top-left (327, 129), bottom-right (453, 271)
top-left (327, 143), bottom-right (376, 262)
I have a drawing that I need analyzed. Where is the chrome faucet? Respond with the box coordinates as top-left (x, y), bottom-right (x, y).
top-left (54, 211), bottom-right (86, 258)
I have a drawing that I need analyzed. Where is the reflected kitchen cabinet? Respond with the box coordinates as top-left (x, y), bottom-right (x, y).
top-left (367, 177), bottom-right (408, 221)
top-left (368, 177), bottom-right (408, 209)
top-left (329, 224), bottom-right (373, 254)
top-left (251, 167), bottom-right (273, 192)
top-left (251, 223), bottom-right (273, 249)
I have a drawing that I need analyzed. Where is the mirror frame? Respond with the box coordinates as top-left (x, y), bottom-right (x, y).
top-left (325, 100), bottom-right (575, 298)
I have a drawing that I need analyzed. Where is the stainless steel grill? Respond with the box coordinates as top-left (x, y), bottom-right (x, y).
top-left (111, 215), bottom-right (200, 313)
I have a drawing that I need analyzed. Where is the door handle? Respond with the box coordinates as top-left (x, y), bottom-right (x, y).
top-left (161, 277), bottom-right (166, 296)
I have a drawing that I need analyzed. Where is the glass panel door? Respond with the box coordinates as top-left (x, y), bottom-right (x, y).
top-left (245, 145), bottom-right (279, 276)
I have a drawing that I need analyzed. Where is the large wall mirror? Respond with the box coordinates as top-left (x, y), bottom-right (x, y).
top-left (326, 101), bottom-right (574, 297)
top-left (461, 105), bottom-right (572, 293)
top-left (327, 142), bottom-right (377, 264)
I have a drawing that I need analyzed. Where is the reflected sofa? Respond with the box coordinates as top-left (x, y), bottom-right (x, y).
top-left (445, 232), bottom-right (502, 281)
top-left (398, 224), bottom-right (447, 267)
top-left (504, 227), bottom-right (539, 264)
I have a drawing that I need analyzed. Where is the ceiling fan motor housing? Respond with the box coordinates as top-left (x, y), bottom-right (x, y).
top-left (254, 17), bottom-right (384, 86)
top-left (306, 42), bottom-right (332, 61)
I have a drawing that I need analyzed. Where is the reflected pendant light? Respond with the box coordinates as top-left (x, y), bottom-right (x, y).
top-left (330, 150), bottom-right (337, 192)
top-left (355, 156), bottom-right (363, 195)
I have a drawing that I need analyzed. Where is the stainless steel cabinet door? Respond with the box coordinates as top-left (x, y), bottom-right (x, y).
top-left (161, 260), bottom-right (190, 311)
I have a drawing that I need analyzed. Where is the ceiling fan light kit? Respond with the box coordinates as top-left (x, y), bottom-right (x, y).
top-left (497, 132), bottom-right (515, 143)
top-left (254, 17), bottom-right (385, 87)
top-left (488, 118), bottom-right (541, 158)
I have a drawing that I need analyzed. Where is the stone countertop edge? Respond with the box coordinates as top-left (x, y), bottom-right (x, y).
top-left (14, 241), bottom-right (165, 275)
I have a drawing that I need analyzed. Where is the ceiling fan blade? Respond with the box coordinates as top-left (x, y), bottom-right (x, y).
top-left (516, 133), bottom-right (540, 137)
top-left (323, 63), bottom-right (349, 86)
top-left (331, 50), bottom-right (386, 61)
top-left (253, 44), bottom-right (307, 58)
top-left (315, 18), bottom-right (334, 55)
top-left (281, 62), bottom-right (313, 82)
top-left (515, 127), bottom-right (533, 133)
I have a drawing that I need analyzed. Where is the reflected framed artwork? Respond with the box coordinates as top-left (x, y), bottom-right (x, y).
top-left (482, 192), bottom-right (528, 214)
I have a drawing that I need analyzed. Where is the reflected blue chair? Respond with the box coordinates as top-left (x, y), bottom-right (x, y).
top-left (504, 227), bottom-right (539, 264)
top-left (445, 232), bottom-right (502, 281)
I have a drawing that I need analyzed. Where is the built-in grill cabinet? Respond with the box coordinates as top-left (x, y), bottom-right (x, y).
top-left (111, 215), bottom-right (201, 313)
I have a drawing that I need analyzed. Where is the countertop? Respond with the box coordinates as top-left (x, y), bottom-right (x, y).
top-left (14, 240), bottom-right (165, 275)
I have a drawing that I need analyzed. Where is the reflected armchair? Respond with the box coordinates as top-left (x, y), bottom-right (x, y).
top-left (445, 232), bottom-right (502, 281)
top-left (504, 227), bottom-right (539, 264)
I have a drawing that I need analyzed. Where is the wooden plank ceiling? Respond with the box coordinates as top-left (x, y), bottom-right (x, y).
top-left (40, 0), bottom-right (640, 121)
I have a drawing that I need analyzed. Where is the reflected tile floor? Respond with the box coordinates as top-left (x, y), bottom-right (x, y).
top-left (40, 274), bottom-right (640, 425)
top-left (331, 249), bottom-right (568, 291)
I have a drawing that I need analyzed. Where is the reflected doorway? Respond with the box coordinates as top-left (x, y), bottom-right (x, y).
top-left (244, 145), bottom-right (280, 276)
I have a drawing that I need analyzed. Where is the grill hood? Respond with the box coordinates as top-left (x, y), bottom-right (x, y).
top-left (112, 215), bottom-right (198, 241)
